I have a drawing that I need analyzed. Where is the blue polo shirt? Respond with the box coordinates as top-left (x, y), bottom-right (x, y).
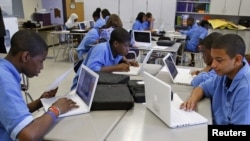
top-left (71, 42), bottom-right (123, 90)
top-left (94, 18), bottom-right (105, 29)
top-left (0, 58), bottom-right (34, 141)
top-left (132, 20), bottom-right (144, 30)
top-left (200, 60), bottom-right (250, 125)
top-left (99, 27), bottom-right (114, 41)
top-left (104, 16), bottom-right (109, 23)
top-left (191, 69), bottom-right (216, 87)
top-left (180, 23), bottom-right (208, 52)
top-left (142, 21), bottom-right (150, 30)
top-left (76, 28), bottom-right (99, 59)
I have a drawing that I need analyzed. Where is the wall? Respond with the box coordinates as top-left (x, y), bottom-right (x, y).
top-left (22, 0), bottom-right (42, 20)
top-left (41, 0), bottom-right (64, 25)
top-left (12, 0), bottom-right (24, 18)
top-left (0, 0), bottom-right (12, 15)
top-left (83, 0), bottom-right (176, 31)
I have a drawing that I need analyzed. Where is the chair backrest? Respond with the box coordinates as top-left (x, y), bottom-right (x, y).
top-left (21, 74), bottom-right (34, 102)
top-left (21, 74), bottom-right (29, 91)
top-left (125, 48), bottom-right (139, 61)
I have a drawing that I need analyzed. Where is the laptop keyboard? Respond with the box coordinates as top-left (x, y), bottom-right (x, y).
top-left (171, 106), bottom-right (207, 126)
top-left (65, 94), bottom-right (88, 112)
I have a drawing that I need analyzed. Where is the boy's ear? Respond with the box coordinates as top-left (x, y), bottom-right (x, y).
top-left (113, 41), bottom-right (119, 48)
top-left (21, 51), bottom-right (30, 63)
top-left (234, 54), bottom-right (243, 66)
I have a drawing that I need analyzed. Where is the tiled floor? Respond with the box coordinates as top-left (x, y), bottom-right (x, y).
top-left (28, 47), bottom-right (76, 100)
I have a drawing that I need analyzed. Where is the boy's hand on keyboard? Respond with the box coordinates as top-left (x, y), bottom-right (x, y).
top-left (116, 63), bottom-right (130, 72)
top-left (180, 98), bottom-right (197, 112)
top-left (52, 98), bottom-right (79, 115)
top-left (129, 61), bottom-right (139, 67)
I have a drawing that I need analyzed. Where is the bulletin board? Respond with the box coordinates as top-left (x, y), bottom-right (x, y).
top-left (65, 0), bottom-right (84, 22)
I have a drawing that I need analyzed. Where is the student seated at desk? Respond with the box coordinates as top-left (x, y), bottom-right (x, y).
top-left (65, 13), bottom-right (78, 30)
top-left (92, 8), bottom-right (105, 29)
top-left (181, 34), bottom-right (250, 125)
top-left (178, 17), bottom-right (210, 66)
top-left (0, 30), bottom-right (78, 141)
top-left (132, 12), bottom-right (146, 31)
top-left (71, 27), bottom-right (138, 90)
top-left (190, 32), bottom-right (222, 87)
top-left (143, 12), bottom-right (155, 31)
top-left (76, 14), bottom-right (123, 60)
top-left (101, 8), bottom-right (111, 24)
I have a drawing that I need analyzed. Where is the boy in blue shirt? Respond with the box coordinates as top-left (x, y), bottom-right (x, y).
top-left (181, 34), bottom-right (250, 125)
top-left (0, 30), bottom-right (78, 141)
top-left (71, 27), bottom-right (138, 90)
top-left (179, 17), bottom-right (210, 66)
top-left (191, 32), bottom-right (222, 87)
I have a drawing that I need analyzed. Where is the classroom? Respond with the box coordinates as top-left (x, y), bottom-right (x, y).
top-left (1, 0), bottom-right (250, 141)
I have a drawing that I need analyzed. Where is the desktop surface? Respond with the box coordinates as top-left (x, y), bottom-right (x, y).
top-left (40, 65), bottom-right (212, 141)
top-left (106, 68), bottom-right (212, 141)
top-left (44, 110), bottom-right (126, 141)
top-left (106, 103), bottom-right (210, 141)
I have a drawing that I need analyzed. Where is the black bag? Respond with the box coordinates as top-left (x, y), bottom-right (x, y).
top-left (96, 72), bottom-right (130, 84)
top-left (127, 80), bottom-right (145, 103)
top-left (156, 40), bottom-right (175, 46)
top-left (91, 84), bottom-right (134, 110)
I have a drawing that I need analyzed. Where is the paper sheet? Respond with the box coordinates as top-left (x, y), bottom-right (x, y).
top-left (45, 67), bottom-right (73, 92)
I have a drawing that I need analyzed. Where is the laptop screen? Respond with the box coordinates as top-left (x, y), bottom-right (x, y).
top-left (89, 21), bottom-right (95, 28)
top-left (76, 65), bottom-right (98, 106)
top-left (133, 30), bottom-right (151, 43)
top-left (78, 22), bottom-right (85, 30)
top-left (164, 54), bottom-right (178, 79)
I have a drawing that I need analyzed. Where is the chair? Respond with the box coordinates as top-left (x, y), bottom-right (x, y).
top-left (21, 74), bottom-right (33, 103)
top-left (149, 36), bottom-right (171, 64)
top-left (177, 39), bottom-right (203, 67)
top-left (126, 48), bottom-right (139, 61)
top-left (51, 26), bottom-right (76, 63)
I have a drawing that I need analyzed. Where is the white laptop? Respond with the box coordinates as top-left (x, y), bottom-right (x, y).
top-left (143, 71), bottom-right (208, 128)
top-left (112, 49), bottom-right (154, 75)
top-left (71, 22), bottom-right (87, 33)
top-left (78, 22), bottom-right (86, 30)
top-left (133, 30), bottom-right (152, 47)
top-left (41, 64), bottom-right (99, 117)
top-left (89, 21), bottom-right (95, 28)
top-left (163, 53), bottom-right (194, 85)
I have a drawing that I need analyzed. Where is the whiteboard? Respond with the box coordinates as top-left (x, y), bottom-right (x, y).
top-left (3, 17), bottom-right (19, 52)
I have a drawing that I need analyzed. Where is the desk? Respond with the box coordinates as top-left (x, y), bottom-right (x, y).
top-left (50, 31), bottom-right (86, 62)
top-left (165, 31), bottom-right (187, 41)
top-left (136, 42), bottom-right (181, 63)
top-left (32, 24), bottom-right (61, 33)
top-left (40, 65), bottom-right (211, 141)
top-left (44, 110), bottom-right (126, 141)
top-left (106, 68), bottom-right (212, 141)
